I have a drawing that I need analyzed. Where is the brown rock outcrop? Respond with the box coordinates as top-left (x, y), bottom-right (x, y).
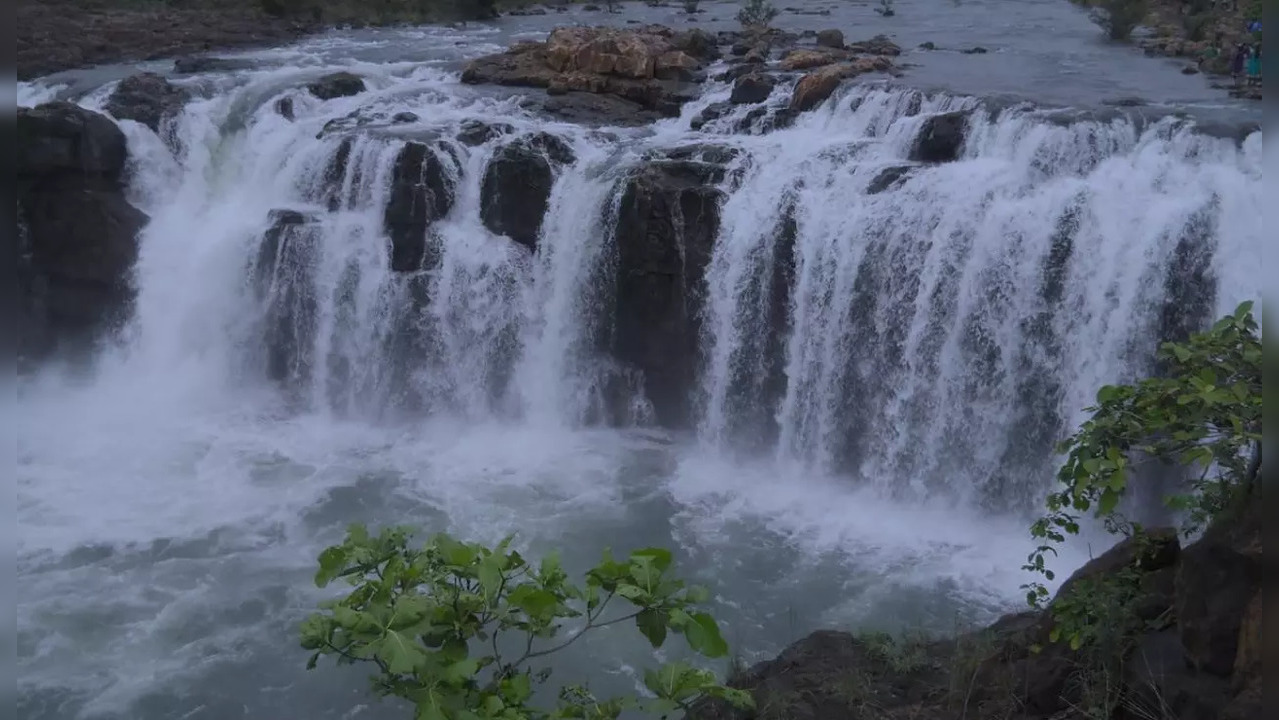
top-left (461, 25), bottom-right (716, 116)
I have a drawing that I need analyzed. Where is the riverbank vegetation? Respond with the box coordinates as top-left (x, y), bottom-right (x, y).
top-left (304, 299), bottom-right (1261, 719)
top-left (301, 527), bottom-right (751, 719)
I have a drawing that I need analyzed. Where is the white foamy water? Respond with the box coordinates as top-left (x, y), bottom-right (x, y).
top-left (15, 12), bottom-right (1264, 720)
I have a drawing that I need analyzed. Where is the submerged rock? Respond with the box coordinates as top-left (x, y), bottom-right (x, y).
top-left (254, 209), bottom-right (321, 387)
top-left (307, 72), bottom-right (366, 101)
top-left (847, 34), bottom-right (903, 56)
top-left (730, 73), bottom-right (775, 104)
top-left (173, 56), bottom-right (255, 74)
top-left (866, 165), bottom-right (913, 194)
top-left (104, 72), bottom-right (190, 133)
top-left (815, 28), bottom-right (845, 49)
top-left (610, 150), bottom-right (734, 426)
top-left (480, 133), bottom-right (575, 251)
top-left (909, 110), bottom-right (970, 162)
top-left (456, 119), bottom-right (514, 146)
top-left (17, 102), bottom-right (147, 362)
top-left (384, 141), bottom-right (458, 272)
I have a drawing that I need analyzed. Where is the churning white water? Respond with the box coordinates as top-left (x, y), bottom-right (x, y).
top-left (15, 13), bottom-right (1264, 720)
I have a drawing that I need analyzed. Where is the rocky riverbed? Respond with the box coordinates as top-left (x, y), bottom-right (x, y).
top-left (15, 0), bottom-right (319, 80)
top-left (690, 479), bottom-right (1264, 720)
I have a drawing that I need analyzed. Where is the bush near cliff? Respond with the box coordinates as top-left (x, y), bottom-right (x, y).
top-left (1023, 301), bottom-right (1262, 633)
top-left (302, 525), bottom-right (753, 719)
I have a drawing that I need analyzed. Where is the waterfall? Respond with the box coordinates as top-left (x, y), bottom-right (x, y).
top-left (38, 71), bottom-right (1265, 514)
top-left (14, 25), bottom-right (1267, 720)
top-left (692, 87), bottom-right (1262, 511)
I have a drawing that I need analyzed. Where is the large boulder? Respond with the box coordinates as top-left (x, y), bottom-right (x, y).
top-left (815, 28), bottom-right (845, 49)
top-left (456, 119), bottom-right (514, 146)
top-left (788, 56), bottom-right (893, 112)
top-left (104, 73), bottom-right (190, 133)
top-left (909, 111), bottom-right (970, 163)
top-left (384, 141), bottom-right (458, 271)
top-left (789, 64), bottom-right (847, 111)
top-left (17, 102), bottom-right (147, 363)
top-left (253, 209), bottom-right (321, 387)
top-left (847, 34), bottom-right (903, 56)
top-left (1051, 528), bottom-right (1180, 605)
top-left (461, 25), bottom-right (711, 116)
top-left (172, 56), bottom-right (257, 74)
top-left (1174, 492), bottom-right (1261, 676)
top-left (779, 48), bottom-right (845, 71)
top-left (480, 133), bottom-right (575, 252)
top-left (18, 101), bottom-right (128, 176)
top-left (307, 71), bottom-right (366, 101)
top-left (610, 150), bottom-right (733, 427)
top-left (688, 630), bottom-right (950, 720)
top-left (729, 72), bottom-right (775, 104)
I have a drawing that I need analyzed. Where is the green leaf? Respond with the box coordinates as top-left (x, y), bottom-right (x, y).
top-left (478, 554), bottom-right (504, 603)
top-left (682, 612), bottom-right (729, 658)
top-left (380, 628), bottom-right (427, 674)
top-left (630, 547), bottom-right (673, 572)
top-left (1097, 487), bottom-right (1121, 515)
top-left (685, 585), bottom-right (711, 604)
top-left (305, 651), bottom-right (321, 670)
top-left (315, 546), bottom-right (349, 587)
top-left (508, 586), bottom-right (560, 620)
top-left (636, 608), bottom-right (668, 648)
top-left (501, 673), bottom-right (533, 703)
top-left (443, 657), bottom-right (481, 684)
top-left (614, 583), bottom-right (648, 603)
top-left (541, 550), bottom-right (563, 578)
top-left (628, 562), bottom-right (660, 594)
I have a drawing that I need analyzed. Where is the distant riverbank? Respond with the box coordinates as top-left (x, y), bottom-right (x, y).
top-left (15, 0), bottom-right (533, 80)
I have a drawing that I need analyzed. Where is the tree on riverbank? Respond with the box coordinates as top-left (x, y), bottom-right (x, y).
top-left (737, 0), bottom-right (778, 28)
top-left (1023, 302), bottom-right (1261, 642)
top-left (1093, 0), bottom-right (1150, 40)
top-left (301, 526), bottom-right (752, 719)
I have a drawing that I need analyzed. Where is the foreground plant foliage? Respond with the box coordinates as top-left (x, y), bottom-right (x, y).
top-left (301, 525), bottom-right (753, 719)
top-left (1023, 302), bottom-right (1262, 647)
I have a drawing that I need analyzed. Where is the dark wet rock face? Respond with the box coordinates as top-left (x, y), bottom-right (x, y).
top-left (173, 56), bottom-right (257, 74)
top-left (104, 73), bottom-right (190, 133)
top-left (480, 133), bottom-right (576, 252)
top-left (456, 119), bottom-right (514, 146)
top-left (17, 102), bottom-right (147, 364)
top-left (385, 142), bottom-right (458, 272)
top-left (253, 209), bottom-right (321, 387)
top-left (609, 150), bottom-right (734, 427)
top-left (910, 111), bottom-right (970, 163)
top-left (730, 73), bottom-right (775, 104)
top-left (690, 484), bottom-right (1263, 720)
top-left (308, 71), bottom-right (366, 101)
top-left (275, 96), bottom-right (296, 120)
top-left (867, 165), bottom-right (913, 194)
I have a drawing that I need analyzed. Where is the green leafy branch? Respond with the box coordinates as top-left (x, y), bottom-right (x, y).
top-left (300, 525), bottom-right (753, 720)
top-left (1021, 302), bottom-right (1262, 645)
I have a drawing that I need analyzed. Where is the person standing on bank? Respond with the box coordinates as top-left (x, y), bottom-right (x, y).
top-left (1246, 44), bottom-right (1262, 86)
top-left (1231, 43), bottom-right (1248, 86)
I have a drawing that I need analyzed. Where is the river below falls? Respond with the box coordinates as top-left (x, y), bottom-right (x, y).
top-left (14, 376), bottom-right (1067, 719)
top-left (11, 1), bottom-right (1264, 719)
